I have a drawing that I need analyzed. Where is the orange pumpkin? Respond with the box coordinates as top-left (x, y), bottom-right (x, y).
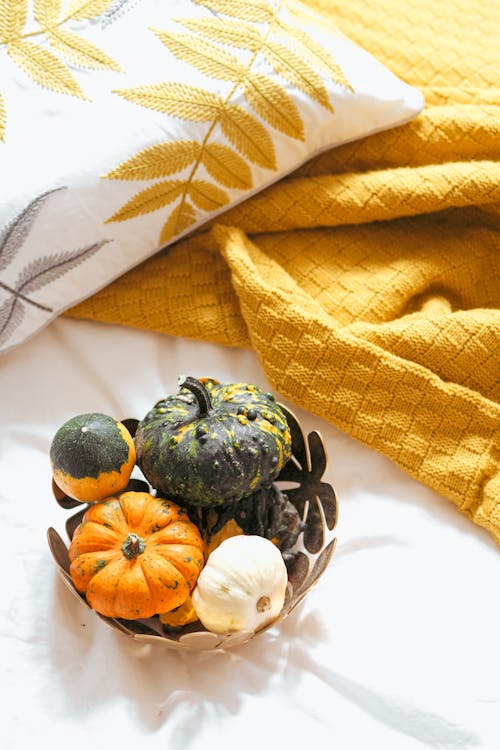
top-left (68, 491), bottom-right (205, 620)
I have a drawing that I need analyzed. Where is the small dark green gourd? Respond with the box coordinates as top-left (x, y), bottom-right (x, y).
top-left (199, 484), bottom-right (306, 555)
top-left (134, 376), bottom-right (292, 507)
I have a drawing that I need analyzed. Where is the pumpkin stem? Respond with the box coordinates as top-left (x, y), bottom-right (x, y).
top-left (178, 375), bottom-right (212, 416)
top-left (256, 595), bottom-right (271, 613)
top-left (121, 533), bottom-right (146, 559)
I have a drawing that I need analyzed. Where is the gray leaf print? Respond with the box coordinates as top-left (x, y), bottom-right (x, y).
top-left (17, 240), bottom-right (110, 295)
top-left (101, 0), bottom-right (142, 28)
top-left (0, 296), bottom-right (24, 347)
top-left (0, 187), bottom-right (65, 273)
top-left (0, 188), bottom-right (113, 350)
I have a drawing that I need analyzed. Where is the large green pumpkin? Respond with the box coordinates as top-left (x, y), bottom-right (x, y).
top-left (134, 376), bottom-right (292, 507)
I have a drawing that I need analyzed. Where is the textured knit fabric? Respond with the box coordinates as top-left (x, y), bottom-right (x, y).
top-left (67, 0), bottom-right (500, 544)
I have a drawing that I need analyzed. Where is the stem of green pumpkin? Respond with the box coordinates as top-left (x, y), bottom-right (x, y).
top-left (177, 375), bottom-right (213, 416)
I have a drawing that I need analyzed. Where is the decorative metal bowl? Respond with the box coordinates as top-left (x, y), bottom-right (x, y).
top-left (47, 405), bottom-right (338, 651)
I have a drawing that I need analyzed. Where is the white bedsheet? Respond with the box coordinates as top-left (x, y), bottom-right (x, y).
top-left (1, 317), bottom-right (499, 750)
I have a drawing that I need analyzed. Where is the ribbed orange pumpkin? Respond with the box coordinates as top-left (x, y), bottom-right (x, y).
top-left (68, 491), bottom-right (205, 620)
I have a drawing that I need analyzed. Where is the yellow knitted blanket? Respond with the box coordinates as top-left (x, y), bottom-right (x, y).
top-left (67, 0), bottom-right (500, 544)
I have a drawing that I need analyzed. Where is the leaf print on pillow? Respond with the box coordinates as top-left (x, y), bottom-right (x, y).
top-left (193, 0), bottom-right (275, 23)
top-left (241, 70), bottom-right (304, 139)
top-left (260, 39), bottom-right (334, 111)
top-left (46, 28), bottom-right (122, 71)
top-left (0, 0), bottom-right (120, 141)
top-left (0, 188), bottom-right (110, 347)
top-left (159, 203), bottom-right (197, 246)
top-left (105, 0), bottom-right (352, 245)
top-left (101, 0), bottom-right (143, 28)
top-left (201, 145), bottom-right (253, 190)
top-left (114, 82), bottom-right (223, 121)
top-left (180, 13), bottom-right (353, 97)
top-left (217, 104), bottom-right (276, 169)
top-left (188, 181), bottom-right (230, 212)
top-left (105, 181), bottom-right (186, 222)
top-left (106, 142), bottom-right (202, 181)
top-left (7, 41), bottom-right (87, 99)
top-left (0, 189), bottom-right (63, 274)
top-left (154, 31), bottom-right (245, 83)
top-left (66, 0), bottom-right (116, 20)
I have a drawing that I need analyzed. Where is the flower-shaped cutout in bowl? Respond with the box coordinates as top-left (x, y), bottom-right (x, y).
top-left (47, 405), bottom-right (338, 651)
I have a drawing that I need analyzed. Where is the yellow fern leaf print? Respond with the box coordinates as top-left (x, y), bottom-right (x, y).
top-left (275, 19), bottom-right (353, 91)
top-left (180, 17), bottom-right (262, 52)
top-left (180, 11), bottom-right (353, 98)
top-left (157, 28), bottom-right (303, 141)
top-left (7, 41), bottom-right (86, 98)
top-left (33, 0), bottom-right (62, 26)
top-left (154, 31), bottom-right (244, 83)
top-left (0, 0), bottom-right (119, 139)
top-left (115, 83), bottom-right (224, 121)
top-left (192, 0), bottom-right (275, 24)
top-left (106, 0), bottom-right (352, 245)
top-left (47, 29), bottom-right (122, 71)
top-left (188, 181), bottom-right (230, 211)
top-left (262, 40), bottom-right (333, 112)
top-left (107, 142), bottom-right (202, 181)
top-left (218, 105), bottom-right (276, 169)
top-left (160, 203), bottom-right (196, 245)
top-left (0, 0), bottom-right (28, 42)
top-left (106, 181), bottom-right (186, 223)
top-left (67, 0), bottom-right (115, 19)
top-left (243, 71), bottom-right (304, 140)
top-left (201, 145), bottom-right (252, 190)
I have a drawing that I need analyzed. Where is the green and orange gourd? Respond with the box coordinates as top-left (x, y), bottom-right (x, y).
top-left (50, 413), bottom-right (136, 503)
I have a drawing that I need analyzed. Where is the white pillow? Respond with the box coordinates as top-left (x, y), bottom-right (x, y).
top-left (0, 0), bottom-right (424, 354)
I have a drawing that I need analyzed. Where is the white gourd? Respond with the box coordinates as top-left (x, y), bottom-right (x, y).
top-left (191, 535), bottom-right (288, 634)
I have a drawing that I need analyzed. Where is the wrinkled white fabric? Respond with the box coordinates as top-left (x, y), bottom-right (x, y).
top-left (1, 317), bottom-right (499, 750)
